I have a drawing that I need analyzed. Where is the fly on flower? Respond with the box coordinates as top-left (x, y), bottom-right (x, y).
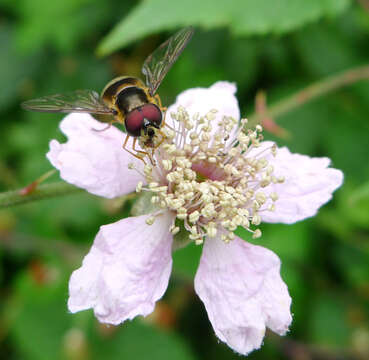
top-left (21, 27), bottom-right (194, 165)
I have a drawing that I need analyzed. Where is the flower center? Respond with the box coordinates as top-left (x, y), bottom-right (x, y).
top-left (131, 107), bottom-right (284, 244)
top-left (192, 161), bottom-right (226, 182)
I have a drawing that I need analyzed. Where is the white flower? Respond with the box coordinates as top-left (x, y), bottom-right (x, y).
top-left (47, 82), bottom-right (343, 355)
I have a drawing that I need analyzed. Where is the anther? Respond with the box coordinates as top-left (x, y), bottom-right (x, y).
top-left (136, 181), bottom-right (143, 193)
top-left (146, 216), bottom-right (156, 225)
top-left (171, 226), bottom-right (180, 235)
top-left (270, 192), bottom-right (279, 201)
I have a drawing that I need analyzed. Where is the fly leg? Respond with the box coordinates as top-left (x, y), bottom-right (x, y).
top-left (132, 138), bottom-right (157, 166)
top-left (148, 129), bottom-right (167, 163)
top-left (122, 135), bottom-right (148, 165)
top-left (92, 122), bottom-right (113, 132)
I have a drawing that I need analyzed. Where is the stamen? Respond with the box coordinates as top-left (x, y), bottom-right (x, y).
top-left (136, 181), bottom-right (143, 193)
top-left (146, 216), bottom-right (156, 225)
top-left (127, 163), bottom-right (146, 178)
top-left (252, 229), bottom-right (262, 239)
top-left (139, 108), bottom-right (281, 245)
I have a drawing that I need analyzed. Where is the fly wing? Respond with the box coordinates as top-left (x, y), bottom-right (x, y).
top-left (142, 27), bottom-right (194, 96)
top-left (21, 89), bottom-right (115, 115)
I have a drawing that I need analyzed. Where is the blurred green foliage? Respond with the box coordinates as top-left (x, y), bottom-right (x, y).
top-left (0, 0), bottom-right (368, 359)
top-left (97, 0), bottom-right (351, 55)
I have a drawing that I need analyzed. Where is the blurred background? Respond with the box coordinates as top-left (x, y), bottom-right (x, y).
top-left (0, 0), bottom-right (368, 359)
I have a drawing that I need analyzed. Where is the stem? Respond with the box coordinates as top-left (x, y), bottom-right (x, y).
top-left (248, 64), bottom-right (369, 127)
top-left (0, 182), bottom-right (83, 208)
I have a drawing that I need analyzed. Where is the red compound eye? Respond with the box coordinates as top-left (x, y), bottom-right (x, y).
top-left (125, 108), bottom-right (144, 137)
top-left (125, 104), bottom-right (162, 137)
top-left (141, 104), bottom-right (162, 127)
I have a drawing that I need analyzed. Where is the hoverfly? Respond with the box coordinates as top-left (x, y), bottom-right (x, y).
top-left (21, 27), bottom-right (194, 164)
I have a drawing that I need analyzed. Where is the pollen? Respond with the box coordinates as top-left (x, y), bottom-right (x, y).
top-left (129, 108), bottom-right (283, 245)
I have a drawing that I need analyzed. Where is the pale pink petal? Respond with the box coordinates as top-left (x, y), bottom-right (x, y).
top-left (194, 236), bottom-right (292, 356)
top-left (167, 81), bottom-right (240, 142)
top-left (252, 141), bottom-right (344, 224)
top-left (68, 213), bottom-right (174, 325)
top-left (47, 113), bottom-right (144, 198)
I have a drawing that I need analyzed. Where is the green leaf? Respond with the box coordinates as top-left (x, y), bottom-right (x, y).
top-left (309, 293), bottom-right (351, 347)
top-left (235, 221), bottom-right (311, 262)
top-left (172, 219), bottom-right (192, 251)
top-left (346, 181), bottom-right (369, 228)
top-left (90, 320), bottom-right (198, 360)
top-left (350, 180), bottom-right (369, 202)
top-left (0, 25), bottom-right (42, 111)
top-left (333, 243), bottom-right (369, 288)
top-left (98, 0), bottom-right (351, 55)
top-left (172, 242), bottom-right (202, 278)
top-left (14, 0), bottom-right (110, 52)
top-left (9, 269), bottom-right (71, 360)
top-left (293, 21), bottom-right (363, 77)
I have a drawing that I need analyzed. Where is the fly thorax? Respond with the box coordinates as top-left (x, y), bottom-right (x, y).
top-left (116, 87), bottom-right (148, 114)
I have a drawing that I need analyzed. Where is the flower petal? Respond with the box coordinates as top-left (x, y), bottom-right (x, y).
top-left (47, 113), bottom-right (144, 198)
top-left (167, 81), bottom-right (240, 141)
top-left (255, 141), bottom-right (344, 224)
top-left (194, 236), bottom-right (292, 355)
top-left (68, 213), bottom-right (174, 325)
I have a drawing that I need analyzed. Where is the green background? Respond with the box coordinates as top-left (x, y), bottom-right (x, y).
top-left (0, 0), bottom-right (368, 359)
